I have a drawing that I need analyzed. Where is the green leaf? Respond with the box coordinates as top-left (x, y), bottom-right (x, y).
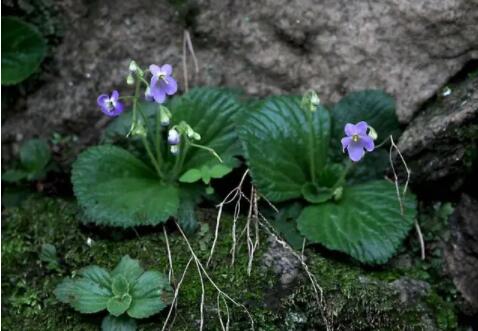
top-left (112, 275), bottom-right (130, 296)
top-left (179, 168), bottom-right (202, 183)
top-left (54, 278), bottom-right (112, 313)
top-left (1, 169), bottom-right (28, 182)
top-left (111, 256), bottom-right (144, 285)
top-left (301, 183), bottom-right (334, 204)
top-left (272, 202), bottom-right (305, 250)
top-left (72, 145), bottom-right (180, 227)
top-left (128, 271), bottom-right (172, 319)
top-left (2, 17), bottom-right (47, 85)
top-left (297, 180), bottom-right (416, 264)
top-left (19, 139), bottom-right (51, 179)
top-left (39, 243), bottom-right (61, 270)
top-left (170, 88), bottom-right (243, 170)
top-left (209, 164), bottom-right (233, 179)
top-left (102, 315), bottom-right (137, 331)
top-left (238, 96), bottom-right (331, 202)
top-left (79, 266), bottom-right (112, 290)
top-left (107, 294), bottom-right (132, 316)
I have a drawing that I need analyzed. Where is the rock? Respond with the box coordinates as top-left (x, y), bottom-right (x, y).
top-left (445, 194), bottom-right (478, 314)
top-left (390, 277), bottom-right (431, 305)
top-left (3, 0), bottom-right (478, 160)
top-left (262, 236), bottom-right (302, 285)
top-left (396, 74), bottom-right (478, 198)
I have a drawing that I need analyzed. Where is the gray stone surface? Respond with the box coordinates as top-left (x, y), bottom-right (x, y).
top-left (3, 0), bottom-right (478, 157)
top-left (396, 74), bottom-right (477, 197)
top-left (445, 194), bottom-right (478, 314)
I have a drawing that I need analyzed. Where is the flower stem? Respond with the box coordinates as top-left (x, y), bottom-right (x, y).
top-left (132, 78), bottom-right (163, 178)
top-left (188, 142), bottom-right (223, 163)
top-left (155, 110), bottom-right (163, 165)
top-left (305, 110), bottom-right (317, 184)
top-left (334, 160), bottom-right (353, 189)
top-left (172, 140), bottom-right (189, 179)
top-left (142, 136), bottom-right (164, 178)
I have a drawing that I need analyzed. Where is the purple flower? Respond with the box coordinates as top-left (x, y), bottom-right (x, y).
top-left (97, 90), bottom-right (124, 117)
top-left (168, 129), bottom-right (180, 145)
top-left (341, 121), bottom-right (375, 162)
top-left (149, 64), bottom-right (178, 104)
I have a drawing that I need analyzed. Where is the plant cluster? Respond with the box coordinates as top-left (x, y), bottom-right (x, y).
top-left (54, 255), bottom-right (172, 331)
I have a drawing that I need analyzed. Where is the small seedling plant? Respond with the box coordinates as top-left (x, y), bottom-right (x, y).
top-left (2, 138), bottom-right (52, 183)
top-left (72, 62), bottom-right (242, 230)
top-left (238, 90), bottom-right (416, 263)
top-left (54, 255), bottom-right (172, 331)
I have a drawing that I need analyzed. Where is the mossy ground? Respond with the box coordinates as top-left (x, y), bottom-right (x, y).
top-left (2, 197), bottom-right (460, 330)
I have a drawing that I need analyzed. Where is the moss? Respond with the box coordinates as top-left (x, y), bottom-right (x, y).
top-left (2, 197), bottom-right (460, 330)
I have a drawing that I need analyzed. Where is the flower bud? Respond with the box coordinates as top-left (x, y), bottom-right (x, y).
top-left (192, 132), bottom-right (201, 141)
top-left (301, 90), bottom-right (321, 112)
top-left (126, 74), bottom-right (134, 85)
top-left (129, 60), bottom-right (138, 72)
top-left (367, 125), bottom-right (378, 140)
top-left (168, 129), bottom-right (180, 145)
top-left (170, 145), bottom-right (180, 155)
top-left (128, 121), bottom-right (147, 137)
top-left (159, 106), bottom-right (171, 126)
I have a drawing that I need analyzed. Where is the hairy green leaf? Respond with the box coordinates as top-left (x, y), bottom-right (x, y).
top-left (72, 145), bottom-right (179, 227)
top-left (79, 266), bottom-right (112, 290)
top-left (179, 168), bottom-right (202, 183)
top-left (111, 256), bottom-right (144, 284)
top-left (297, 180), bottom-right (416, 264)
top-left (1, 169), bottom-right (28, 182)
top-left (19, 138), bottom-right (51, 180)
top-left (112, 275), bottom-right (130, 296)
top-left (107, 294), bottom-right (132, 316)
top-left (54, 278), bottom-right (112, 313)
top-left (2, 17), bottom-right (47, 85)
top-left (127, 271), bottom-right (172, 319)
top-left (101, 315), bottom-right (137, 331)
top-left (239, 96), bottom-right (331, 201)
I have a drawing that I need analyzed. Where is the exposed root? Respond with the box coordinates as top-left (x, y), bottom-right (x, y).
top-left (163, 227), bottom-right (175, 283)
top-left (161, 257), bottom-right (193, 331)
top-left (182, 30), bottom-right (199, 92)
top-left (245, 186), bottom-right (260, 275)
top-left (176, 222), bottom-right (255, 330)
top-left (207, 169), bottom-right (249, 267)
top-left (217, 292), bottom-right (231, 331)
top-left (388, 135), bottom-right (425, 260)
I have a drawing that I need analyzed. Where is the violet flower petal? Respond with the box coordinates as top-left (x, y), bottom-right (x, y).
top-left (344, 123), bottom-right (356, 136)
top-left (347, 142), bottom-right (365, 162)
top-left (360, 135), bottom-right (375, 151)
top-left (161, 77), bottom-right (178, 95)
top-left (151, 85), bottom-right (166, 104)
top-left (149, 64), bottom-right (161, 76)
top-left (161, 64), bottom-right (173, 75)
top-left (355, 121), bottom-right (368, 135)
top-left (97, 94), bottom-right (109, 108)
top-left (341, 136), bottom-right (352, 152)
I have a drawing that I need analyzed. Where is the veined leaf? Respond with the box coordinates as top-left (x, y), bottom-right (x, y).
top-left (238, 96), bottom-right (331, 202)
top-left (54, 278), bottom-right (112, 314)
top-left (127, 271), bottom-right (172, 319)
top-left (297, 180), bottom-right (416, 264)
top-left (2, 17), bottom-right (47, 85)
top-left (72, 145), bottom-right (179, 227)
top-left (101, 315), bottom-right (137, 331)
